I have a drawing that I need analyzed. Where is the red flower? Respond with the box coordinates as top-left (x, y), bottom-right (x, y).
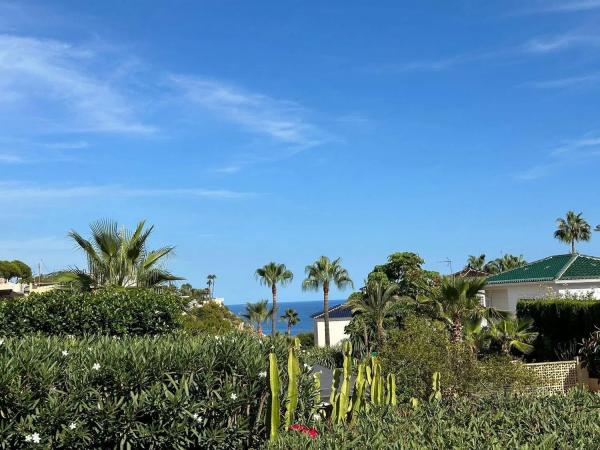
top-left (289, 424), bottom-right (319, 439)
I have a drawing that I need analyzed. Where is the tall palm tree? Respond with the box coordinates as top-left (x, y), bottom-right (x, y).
top-left (489, 317), bottom-right (538, 355)
top-left (347, 279), bottom-right (400, 348)
top-left (436, 277), bottom-right (488, 343)
top-left (61, 219), bottom-right (182, 290)
top-left (255, 262), bottom-right (293, 336)
top-left (302, 256), bottom-right (353, 347)
top-left (466, 254), bottom-right (486, 271)
top-left (243, 300), bottom-right (270, 336)
top-left (554, 211), bottom-right (591, 254)
top-left (207, 274), bottom-right (217, 298)
top-left (484, 254), bottom-right (526, 274)
top-left (280, 308), bottom-right (300, 336)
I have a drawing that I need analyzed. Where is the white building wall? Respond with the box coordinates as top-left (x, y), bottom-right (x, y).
top-left (314, 317), bottom-right (351, 348)
top-left (485, 281), bottom-right (600, 314)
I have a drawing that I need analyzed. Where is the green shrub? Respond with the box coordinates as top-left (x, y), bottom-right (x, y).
top-left (517, 297), bottom-right (600, 360)
top-left (379, 316), bottom-right (534, 400)
top-left (295, 332), bottom-right (314, 348)
top-left (0, 288), bottom-right (185, 336)
top-left (0, 333), bottom-right (319, 449)
top-left (182, 302), bottom-right (241, 335)
top-left (302, 346), bottom-right (343, 369)
top-left (268, 389), bottom-right (600, 449)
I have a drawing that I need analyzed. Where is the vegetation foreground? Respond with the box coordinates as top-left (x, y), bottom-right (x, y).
top-left (1, 332), bottom-right (600, 449)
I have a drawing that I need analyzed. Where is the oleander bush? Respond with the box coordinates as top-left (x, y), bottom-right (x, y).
top-left (0, 332), bottom-right (319, 449)
top-left (517, 297), bottom-right (600, 360)
top-left (295, 332), bottom-right (314, 348)
top-left (379, 316), bottom-right (534, 400)
top-left (0, 288), bottom-right (185, 336)
top-left (302, 345), bottom-right (343, 369)
top-left (181, 302), bottom-right (242, 335)
top-left (268, 389), bottom-right (600, 449)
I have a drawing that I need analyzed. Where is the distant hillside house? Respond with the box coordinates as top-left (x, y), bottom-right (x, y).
top-left (485, 254), bottom-right (600, 314)
top-left (311, 303), bottom-right (353, 348)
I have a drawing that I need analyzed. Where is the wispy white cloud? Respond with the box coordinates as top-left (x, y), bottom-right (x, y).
top-left (212, 165), bottom-right (242, 175)
top-left (42, 140), bottom-right (89, 149)
top-left (517, 132), bottom-right (600, 180)
top-left (0, 153), bottom-right (24, 163)
top-left (523, 33), bottom-right (600, 53)
top-left (0, 34), bottom-right (155, 134)
top-left (524, 72), bottom-right (600, 89)
top-left (528, 0), bottom-right (600, 13)
top-left (0, 183), bottom-right (256, 201)
top-left (169, 75), bottom-right (328, 148)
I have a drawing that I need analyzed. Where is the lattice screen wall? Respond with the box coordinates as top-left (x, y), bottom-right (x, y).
top-left (525, 360), bottom-right (578, 394)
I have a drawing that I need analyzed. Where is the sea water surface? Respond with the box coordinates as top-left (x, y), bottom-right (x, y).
top-left (228, 299), bottom-right (345, 334)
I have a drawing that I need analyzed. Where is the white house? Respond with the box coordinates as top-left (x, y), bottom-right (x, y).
top-left (311, 303), bottom-right (353, 347)
top-left (485, 254), bottom-right (600, 314)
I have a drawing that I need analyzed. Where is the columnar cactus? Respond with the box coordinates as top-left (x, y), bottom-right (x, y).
top-left (371, 358), bottom-right (384, 405)
top-left (268, 352), bottom-right (280, 441)
top-left (335, 341), bottom-right (353, 423)
top-left (284, 341), bottom-right (300, 428)
top-left (430, 371), bottom-right (442, 402)
top-left (386, 373), bottom-right (397, 406)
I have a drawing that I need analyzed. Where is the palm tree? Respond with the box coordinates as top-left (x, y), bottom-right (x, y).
top-left (280, 308), bottom-right (300, 336)
top-left (347, 279), bottom-right (400, 348)
top-left (489, 317), bottom-right (538, 355)
top-left (61, 219), bottom-right (182, 290)
top-left (463, 318), bottom-right (491, 355)
top-left (255, 262), bottom-right (293, 337)
top-left (243, 300), bottom-right (270, 336)
top-left (554, 211), bottom-right (591, 254)
top-left (484, 254), bottom-right (526, 274)
top-left (466, 254), bottom-right (486, 271)
top-left (436, 277), bottom-right (488, 343)
top-left (207, 274), bottom-right (217, 298)
top-left (302, 256), bottom-right (353, 347)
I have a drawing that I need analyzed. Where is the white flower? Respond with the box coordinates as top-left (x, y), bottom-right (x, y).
top-left (87, 347), bottom-right (92, 351)
top-left (313, 413), bottom-right (321, 421)
top-left (270, 345), bottom-right (275, 350)
top-left (68, 422), bottom-right (77, 430)
top-left (0, 338), bottom-right (4, 346)
top-left (61, 350), bottom-right (69, 356)
top-left (258, 371), bottom-right (267, 378)
top-left (181, 312), bottom-right (187, 316)
top-left (192, 413), bottom-right (203, 423)
top-left (154, 310), bottom-right (160, 314)
top-left (230, 393), bottom-right (237, 400)
top-left (32, 433), bottom-right (41, 443)
top-left (92, 363), bottom-right (101, 371)
top-left (25, 435), bottom-right (32, 442)
top-left (304, 363), bottom-right (312, 370)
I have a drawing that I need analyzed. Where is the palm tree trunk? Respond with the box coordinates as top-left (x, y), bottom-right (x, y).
top-left (451, 317), bottom-right (463, 343)
top-left (376, 321), bottom-right (385, 350)
top-left (258, 323), bottom-right (263, 336)
top-left (271, 284), bottom-right (277, 337)
top-left (572, 240), bottom-right (576, 254)
top-left (287, 323), bottom-right (292, 336)
top-left (363, 323), bottom-right (370, 354)
top-left (323, 284), bottom-right (330, 347)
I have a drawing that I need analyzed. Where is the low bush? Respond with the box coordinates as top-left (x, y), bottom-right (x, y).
top-left (182, 302), bottom-right (241, 335)
top-left (0, 332), bottom-right (319, 449)
top-left (268, 389), bottom-right (600, 449)
top-left (302, 345), bottom-right (343, 369)
top-left (517, 297), bottom-right (600, 360)
top-left (379, 316), bottom-right (534, 400)
top-left (0, 288), bottom-right (185, 336)
top-left (295, 332), bottom-right (314, 348)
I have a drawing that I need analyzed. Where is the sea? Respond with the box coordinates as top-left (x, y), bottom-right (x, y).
top-left (228, 299), bottom-right (345, 334)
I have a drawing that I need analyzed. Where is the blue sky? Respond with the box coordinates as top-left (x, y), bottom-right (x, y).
top-left (1, 1), bottom-right (600, 304)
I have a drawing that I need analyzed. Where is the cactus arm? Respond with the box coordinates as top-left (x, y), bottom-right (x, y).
top-left (269, 353), bottom-right (281, 441)
top-left (284, 346), bottom-right (300, 428)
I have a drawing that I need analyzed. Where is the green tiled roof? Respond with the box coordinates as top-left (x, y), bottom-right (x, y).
top-left (486, 254), bottom-right (600, 285)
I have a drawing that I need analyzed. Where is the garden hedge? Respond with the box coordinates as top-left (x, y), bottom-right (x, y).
top-left (0, 333), bottom-right (318, 449)
top-left (0, 288), bottom-right (185, 336)
top-left (517, 298), bottom-right (600, 360)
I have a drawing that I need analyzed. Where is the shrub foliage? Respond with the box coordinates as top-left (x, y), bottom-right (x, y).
top-left (0, 288), bottom-right (185, 336)
top-left (269, 389), bottom-right (600, 449)
top-left (0, 333), bottom-right (318, 449)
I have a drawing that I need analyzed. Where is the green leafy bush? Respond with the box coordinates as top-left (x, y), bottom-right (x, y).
top-left (517, 297), bottom-right (600, 360)
top-left (0, 288), bottom-right (185, 336)
top-left (379, 316), bottom-right (534, 400)
top-left (295, 332), bottom-right (314, 348)
top-left (302, 346), bottom-right (343, 369)
top-left (182, 302), bottom-right (241, 335)
top-left (268, 389), bottom-right (600, 449)
top-left (0, 333), bottom-right (318, 449)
